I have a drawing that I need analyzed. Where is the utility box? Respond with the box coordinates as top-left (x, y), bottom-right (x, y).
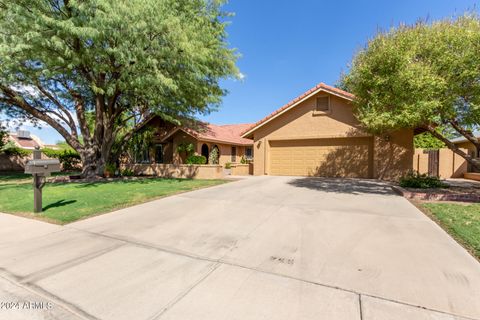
top-left (25, 159), bottom-right (61, 176)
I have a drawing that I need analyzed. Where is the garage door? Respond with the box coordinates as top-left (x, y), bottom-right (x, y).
top-left (269, 138), bottom-right (373, 177)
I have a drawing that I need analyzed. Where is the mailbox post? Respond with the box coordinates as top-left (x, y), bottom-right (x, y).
top-left (25, 147), bottom-right (61, 213)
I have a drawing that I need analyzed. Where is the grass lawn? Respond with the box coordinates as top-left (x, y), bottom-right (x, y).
top-left (0, 173), bottom-right (226, 224)
top-left (422, 202), bottom-right (480, 260)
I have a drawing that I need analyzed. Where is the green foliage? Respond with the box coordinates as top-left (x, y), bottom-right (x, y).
top-left (0, 0), bottom-right (238, 176)
top-left (240, 156), bottom-right (247, 164)
top-left (41, 148), bottom-right (81, 171)
top-left (342, 14), bottom-right (480, 135)
top-left (0, 125), bottom-right (7, 150)
top-left (104, 163), bottom-right (116, 175)
top-left (121, 168), bottom-right (135, 177)
top-left (414, 132), bottom-right (446, 149)
top-left (2, 142), bottom-right (32, 157)
top-left (399, 171), bottom-right (448, 189)
top-left (185, 155), bottom-right (207, 165)
top-left (225, 162), bottom-right (232, 169)
top-left (209, 146), bottom-right (219, 164)
top-left (177, 143), bottom-right (195, 157)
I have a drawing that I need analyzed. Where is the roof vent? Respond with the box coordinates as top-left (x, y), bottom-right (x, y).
top-left (17, 130), bottom-right (31, 139)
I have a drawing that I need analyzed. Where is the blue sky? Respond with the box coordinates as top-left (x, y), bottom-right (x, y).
top-left (11, 0), bottom-right (480, 144)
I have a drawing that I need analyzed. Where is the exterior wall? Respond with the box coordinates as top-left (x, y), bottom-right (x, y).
top-left (413, 148), bottom-right (468, 179)
top-left (251, 92), bottom-right (413, 179)
top-left (373, 129), bottom-right (414, 181)
top-left (456, 141), bottom-right (479, 172)
top-left (230, 164), bottom-right (250, 176)
top-left (120, 164), bottom-right (224, 179)
top-left (171, 131), bottom-right (198, 164)
top-left (196, 140), bottom-right (251, 166)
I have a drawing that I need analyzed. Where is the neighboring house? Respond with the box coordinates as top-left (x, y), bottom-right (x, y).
top-left (451, 131), bottom-right (480, 172)
top-left (241, 83), bottom-right (413, 180)
top-left (132, 116), bottom-right (254, 166)
top-left (7, 130), bottom-right (45, 150)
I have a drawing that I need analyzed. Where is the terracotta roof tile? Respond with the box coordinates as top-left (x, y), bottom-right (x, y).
top-left (184, 123), bottom-right (254, 146)
top-left (242, 83), bottom-right (354, 137)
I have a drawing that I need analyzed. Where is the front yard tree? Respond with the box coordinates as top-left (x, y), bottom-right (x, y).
top-left (0, 0), bottom-right (238, 177)
top-left (342, 15), bottom-right (480, 170)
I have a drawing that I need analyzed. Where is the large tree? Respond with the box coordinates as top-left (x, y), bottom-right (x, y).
top-left (0, 0), bottom-right (238, 177)
top-left (342, 14), bottom-right (480, 170)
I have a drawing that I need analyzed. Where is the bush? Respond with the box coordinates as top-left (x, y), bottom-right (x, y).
top-left (399, 171), bottom-right (448, 189)
top-left (209, 146), bottom-right (219, 164)
top-left (41, 148), bottom-right (81, 171)
top-left (186, 155), bottom-right (207, 165)
top-left (121, 168), bottom-right (135, 176)
top-left (2, 144), bottom-right (32, 157)
top-left (225, 162), bottom-right (232, 169)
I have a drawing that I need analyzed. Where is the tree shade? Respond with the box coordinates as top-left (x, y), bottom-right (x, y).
top-left (0, 0), bottom-right (238, 177)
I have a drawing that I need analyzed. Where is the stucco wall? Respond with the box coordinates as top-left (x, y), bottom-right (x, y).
top-left (196, 141), bottom-right (249, 166)
top-left (413, 148), bottom-right (468, 179)
top-left (250, 92), bottom-right (413, 179)
top-left (230, 164), bottom-right (250, 176)
top-left (121, 164), bottom-right (224, 179)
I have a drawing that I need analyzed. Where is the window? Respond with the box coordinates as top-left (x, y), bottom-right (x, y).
top-left (155, 144), bottom-right (163, 163)
top-left (231, 146), bottom-right (237, 162)
top-left (135, 147), bottom-right (150, 164)
top-left (315, 96), bottom-right (330, 112)
top-left (245, 147), bottom-right (253, 160)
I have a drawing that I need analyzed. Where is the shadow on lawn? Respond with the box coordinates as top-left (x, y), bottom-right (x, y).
top-left (43, 199), bottom-right (77, 211)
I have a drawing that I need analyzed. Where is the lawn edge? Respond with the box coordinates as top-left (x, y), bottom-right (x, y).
top-left (409, 199), bottom-right (480, 263)
top-left (3, 178), bottom-right (233, 226)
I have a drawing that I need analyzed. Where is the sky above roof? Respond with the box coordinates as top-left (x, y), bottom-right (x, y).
top-left (8, 0), bottom-right (479, 144)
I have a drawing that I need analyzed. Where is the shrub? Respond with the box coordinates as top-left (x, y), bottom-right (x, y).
top-left (186, 155), bottom-right (207, 165)
top-left (105, 163), bottom-right (116, 175)
top-left (240, 156), bottom-right (247, 164)
top-left (42, 148), bottom-right (81, 171)
top-left (399, 171), bottom-right (448, 189)
top-left (2, 144), bottom-right (32, 157)
top-left (225, 162), bottom-right (232, 169)
top-left (121, 168), bottom-right (135, 176)
top-left (209, 147), bottom-right (219, 164)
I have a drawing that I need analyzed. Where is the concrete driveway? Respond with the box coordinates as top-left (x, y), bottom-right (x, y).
top-left (1, 176), bottom-right (480, 320)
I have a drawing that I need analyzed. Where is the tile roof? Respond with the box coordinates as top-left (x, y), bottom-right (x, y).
top-left (9, 133), bottom-right (42, 149)
top-left (241, 83), bottom-right (355, 137)
top-left (187, 123), bottom-right (254, 146)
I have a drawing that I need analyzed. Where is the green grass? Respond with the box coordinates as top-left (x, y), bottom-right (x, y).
top-left (423, 203), bottom-right (480, 260)
top-left (0, 173), bottom-right (226, 224)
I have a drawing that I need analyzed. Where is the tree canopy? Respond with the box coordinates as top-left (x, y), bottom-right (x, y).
top-left (0, 0), bottom-right (238, 176)
top-left (341, 14), bottom-right (480, 169)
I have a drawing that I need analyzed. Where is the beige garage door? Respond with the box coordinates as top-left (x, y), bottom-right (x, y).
top-left (269, 138), bottom-right (373, 177)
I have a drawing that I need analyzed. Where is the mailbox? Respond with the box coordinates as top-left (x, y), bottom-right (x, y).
top-left (25, 147), bottom-right (62, 213)
top-left (25, 159), bottom-right (61, 176)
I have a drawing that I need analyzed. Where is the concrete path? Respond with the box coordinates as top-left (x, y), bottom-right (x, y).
top-left (1, 176), bottom-right (479, 320)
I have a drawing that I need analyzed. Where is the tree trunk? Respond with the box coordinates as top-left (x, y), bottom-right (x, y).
top-left (426, 126), bottom-right (480, 172)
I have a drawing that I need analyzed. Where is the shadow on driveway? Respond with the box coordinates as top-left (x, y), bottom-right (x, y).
top-left (287, 177), bottom-right (394, 195)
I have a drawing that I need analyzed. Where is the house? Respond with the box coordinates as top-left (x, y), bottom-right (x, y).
top-left (241, 83), bottom-right (413, 180)
top-left (7, 130), bottom-right (45, 150)
top-left (132, 116), bottom-right (254, 166)
top-left (451, 132), bottom-right (480, 173)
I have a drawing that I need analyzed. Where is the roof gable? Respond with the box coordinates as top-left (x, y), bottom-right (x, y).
top-left (241, 83), bottom-right (354, 138)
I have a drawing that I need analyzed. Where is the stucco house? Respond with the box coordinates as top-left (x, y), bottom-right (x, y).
top-left (451, 132), bottom-right (480, 173)
top-left (241, 83), bottom-right (414, 180)
top-left (131, 116), bottom-right (253, 166)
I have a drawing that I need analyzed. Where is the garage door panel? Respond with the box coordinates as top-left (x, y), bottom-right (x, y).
top-left (269, 138), bottom-right (372, 178)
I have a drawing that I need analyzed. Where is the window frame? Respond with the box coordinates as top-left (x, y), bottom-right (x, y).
top-left (313, 95), bottom-right (331, 115)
